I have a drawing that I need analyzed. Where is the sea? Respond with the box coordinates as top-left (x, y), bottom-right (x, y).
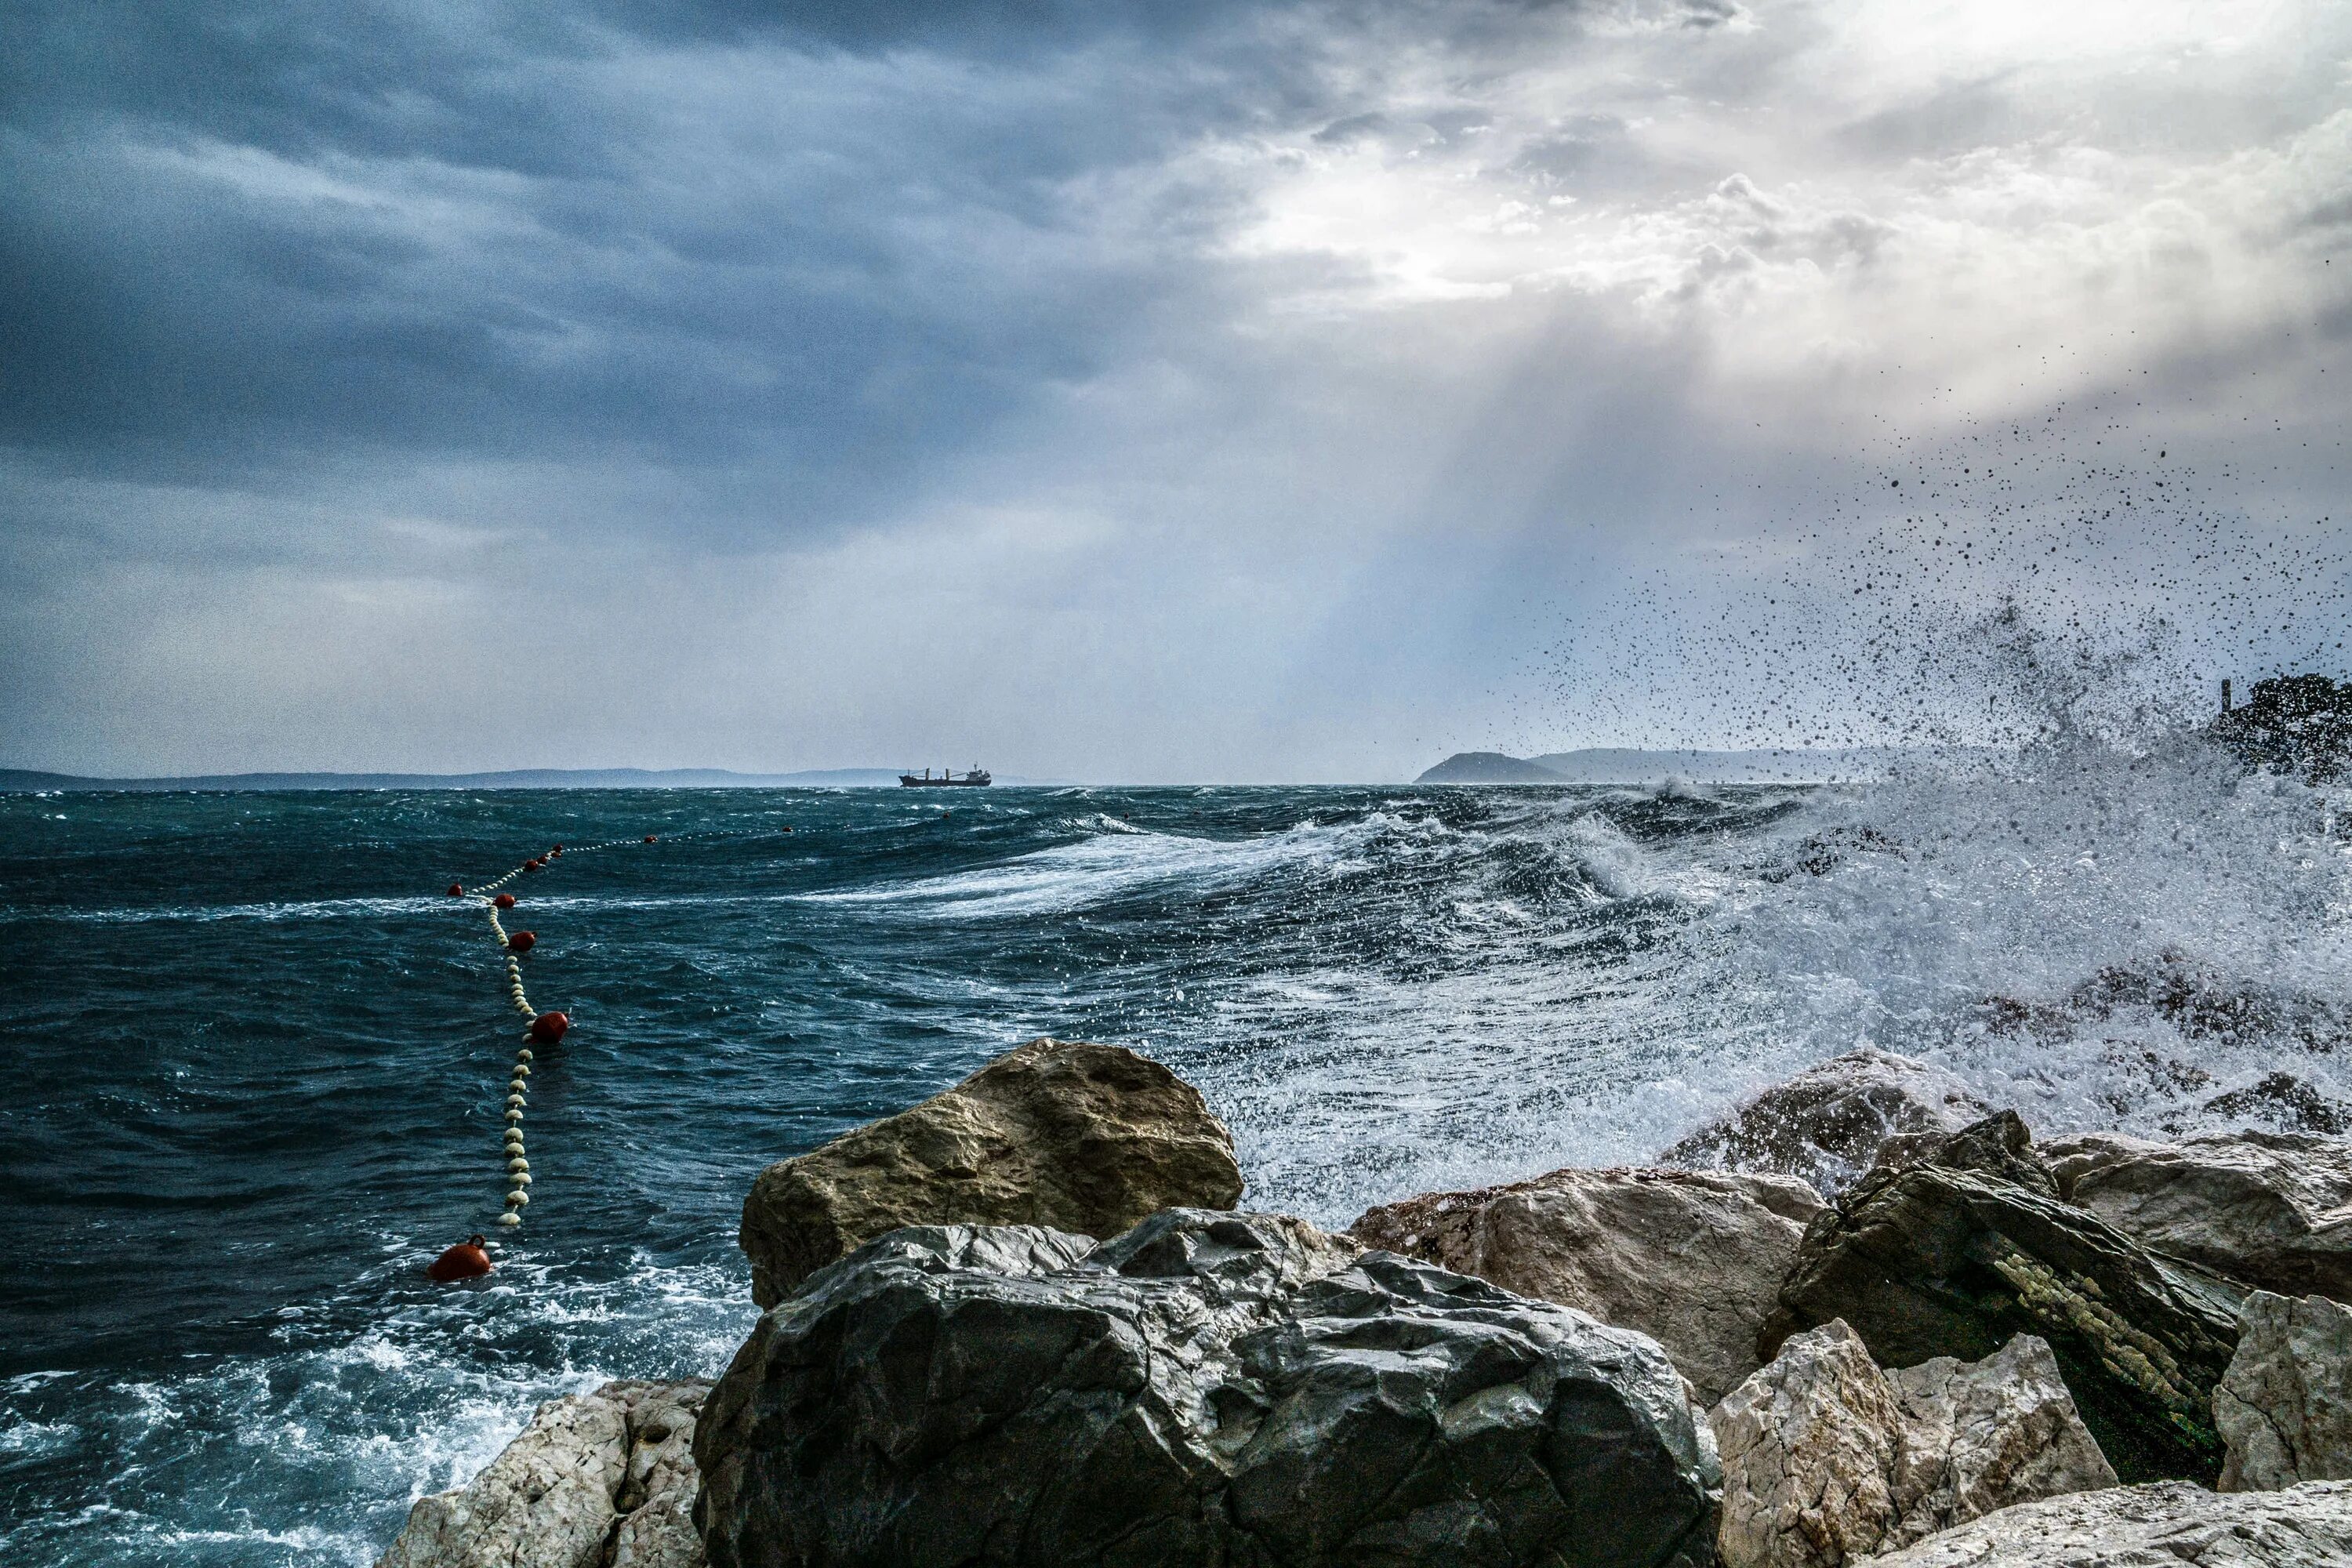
top-left (2, 753), bottom-right (2348, 1564)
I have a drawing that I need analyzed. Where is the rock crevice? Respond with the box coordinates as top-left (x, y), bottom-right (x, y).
top-left (376, 1379), bottom-right (712, 1568)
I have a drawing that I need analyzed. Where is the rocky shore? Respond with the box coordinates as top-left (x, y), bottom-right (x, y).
top-left (376, 1040), bottom-right (2352, 1566)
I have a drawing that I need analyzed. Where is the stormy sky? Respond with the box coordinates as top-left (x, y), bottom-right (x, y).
top-left (4, 0), bottom-right (2348, 780)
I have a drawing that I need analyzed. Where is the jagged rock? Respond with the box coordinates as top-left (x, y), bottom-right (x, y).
top-left (377, 1379), bottom-right (711, 1568)
top-left (1866, 1112), bottom-right (2056, 1198)
top-left (739, 1038), bottom-right (1244, 1307)
top-left (2215, 1290), bottom-right (2352, 1492)
top-left (606, 1381), bottom-right (708, 1568)
top-left (1763, 1148), bottom-right (2244, 1485)
top-left (2199, 1073), bottom-right (2352, 1137)
top-left (1852, 1479), bottom-right (2352, 1566)
top-left (1663, 1050), bottom-right (1991, 1196)
top-left (695, 1209), bottom-right (1722, 1568)
top-left (1351, 1165), bottom-right (1824, 1405)
top-left (1714, 1322), bottom-right (1907, 1568)
top-left (1712, 1321), bottom-right (2114, 1568)
top-left (1882, 1334), bottom-right (2117, 1538)
top-left (2044, 1129), bottom-right (2352, 1302)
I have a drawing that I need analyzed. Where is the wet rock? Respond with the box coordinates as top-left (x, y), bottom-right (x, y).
top-left (739, 1037), bottom-right (1244, 1307)
top-left (1663, 1049), bottom-right (1991, 1196)
top-left (2066, 952), bottom-right (2352, 1056)
top-left (1852, 1479), bottom-right (2352, 1566)
top-left (1866, 1112), bottom-right (2056, 1198)
top-left (2214, 1290), bottom-right (2352, 1493)
top-left (2043, 1129), bottom-right (2352, 1302)
top-left (376, 1379), bottom-right (712, 1568)
top-left (1712, 1322), bottom-right (2114, 1568)
top-left (695, 1209), bottom-right (1722, 1568)
top-left (2199, 1073), bottom-right (2352, 1137)
top-left (1351, 1165), bottom-right (1824, 1405)
top-left (1762, 1156), bottom-right (2244, 1484)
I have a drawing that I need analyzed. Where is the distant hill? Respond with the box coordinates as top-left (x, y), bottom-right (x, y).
top-left (0, 766), bottom-right (920, 793)
top-left (1417, 748), bottom-right (1900, 785)
top-left (1415, 752), bottom-right (1568, 783)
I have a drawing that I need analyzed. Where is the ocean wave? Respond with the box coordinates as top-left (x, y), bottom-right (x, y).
top-left (799, 818), bottom-right (1370, 918)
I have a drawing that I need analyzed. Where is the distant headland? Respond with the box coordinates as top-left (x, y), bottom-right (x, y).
top-left (1417, 748), bottom-right (1903, 785)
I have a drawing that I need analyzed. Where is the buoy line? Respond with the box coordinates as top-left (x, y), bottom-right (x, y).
top-left (437, 826), bottom-right (787, 1250)
top-left (444, 833), bottom-right (662, 1231)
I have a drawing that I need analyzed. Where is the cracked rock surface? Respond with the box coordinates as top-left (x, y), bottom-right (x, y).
top-left (2215, 1290), bottom-right (2352, 1492)
top-left (1711, 1321), bottom-right (2114, 1568)
top-left (1352, 1165), bottom-right (1824, 1406)
top-left (1851, 1479), bottom-right (2352, 1566)
top-left (376, 1378), bottom-right (711, 1568)
top-left (2045, 1130), bottom-right (2352, 1303)
top-left (695, 1208), bottom-right (1722, 1568)
top-left (1762, 1120), bottom-right (2245, 1485)
top-left (738, 1038), bottom-right (1244, 1307)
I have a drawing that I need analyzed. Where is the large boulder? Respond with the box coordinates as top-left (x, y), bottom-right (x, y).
top-left (695, 1209), bottom-right (1723, 1568)
top-left (739, 1038), bottom-right (1244, 1306)
top-left (377, 1379), bottom-right (710, 1568)
top-left (1712, 1321), bottom-right (2114, 1568)
top-left (2043, 1130), bottom-right (2352, 1302)
top-left (1662, 1051), bottom-right (1991, 1196)
top-left (1351, 1166), bottom-right (1824, 1406)
top-left (1762, 1124), bottom-right (2245, 1484)
top-left (1851, 1479), bottom-right (2352, 1566)
top-left (2214, 1290), bottom-right (2352, 1492)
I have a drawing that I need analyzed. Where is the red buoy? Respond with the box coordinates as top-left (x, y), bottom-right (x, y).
top-left (528, 1011), bottom-right (569, 1044)
top-left (550, 844), bottom-right (563, 856)
top-left (493, 893), bottom-right (517, 909)
top-left (507, 931), bottom-right (536, 953)
top-left (426, 1236), bottom-right (494, 1282)
top-left (523, 859), bottom-right (542, 873)
top-left (644, 834), bottom-right (657, 843)
top-left (447, 884), bottom-right (464, 896)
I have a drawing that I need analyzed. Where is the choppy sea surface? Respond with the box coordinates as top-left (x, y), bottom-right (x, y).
top-left (3, 759), bottom-right (2349, 1563)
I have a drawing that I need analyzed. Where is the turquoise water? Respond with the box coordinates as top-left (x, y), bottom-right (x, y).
top-left (2, 771), bottom-right (2345, 1563)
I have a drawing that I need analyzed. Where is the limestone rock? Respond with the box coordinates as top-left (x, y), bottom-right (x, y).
top-left (607, 1381), bottom-right (708, 1568)
top-left (1852, 1479), bottom-right (2352, 1566)
top-left (2045, 1129), bottom-right (2352, 1302)
top-left (1880, 1333), bottom-right (2117, 1537)
top-left (376, 1378), bottom-right (712, 1568)
top-left (739, 1037), bottom-right (1244, 1307)
top-left (695, 1209), bottom-right (1722, 1568)
top-left (1712, 1322), bottom-right (2114, 1568)
top-left (1351, 1164), bottom-right (1824, 1405)
top-left (1713, 1322), bottom-right (1908, 1568)
top-left (1663, 1050), bottom-right (1991, 1196)
top-left (1763, 1157), bottom-right (2244, 1484)
top-left (2215, 1290), bottom-right (2352, 1492)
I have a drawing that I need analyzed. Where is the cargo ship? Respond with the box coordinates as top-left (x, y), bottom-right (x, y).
top-left (898, 765), bottom-right (992, 788)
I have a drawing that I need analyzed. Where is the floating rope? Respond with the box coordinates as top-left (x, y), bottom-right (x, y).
top-left (448, 835), bottom-right (655, 1230)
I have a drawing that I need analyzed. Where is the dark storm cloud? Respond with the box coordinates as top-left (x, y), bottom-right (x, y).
top-left (3, 0), bottom-right (2347, 779)
top-left (0, 0), bottom-right (1337, 528)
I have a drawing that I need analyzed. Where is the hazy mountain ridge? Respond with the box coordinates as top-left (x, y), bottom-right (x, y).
top-left (1419, 748), bottom-right (1906, 784)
